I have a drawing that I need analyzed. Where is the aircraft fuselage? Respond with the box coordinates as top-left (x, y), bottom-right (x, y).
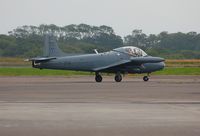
top-left (34, 51), bottom-right (165, 74)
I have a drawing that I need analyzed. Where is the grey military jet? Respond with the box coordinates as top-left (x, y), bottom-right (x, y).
top-left (29, 34), bottom-right (165, 82)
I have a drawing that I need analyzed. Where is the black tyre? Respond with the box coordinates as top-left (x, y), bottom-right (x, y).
top-left (143, 76), bottom-right (149, 82)
top-left (95, 75), bottom-right (102, 82)
top-left (115, 74), bottom-right (122, 82)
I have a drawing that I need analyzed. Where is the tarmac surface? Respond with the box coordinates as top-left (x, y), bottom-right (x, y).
top-left (0, 75), bottom-right (200, 136)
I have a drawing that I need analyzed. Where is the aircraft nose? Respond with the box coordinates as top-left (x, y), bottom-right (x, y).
top-left (160, 62), bottom-right (165, 69)
top-left (158, 57), bottom-right (165, 62)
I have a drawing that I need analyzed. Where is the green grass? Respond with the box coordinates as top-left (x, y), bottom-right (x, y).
top-left (154, 67), bottom-right (200, 75)
top-left (1, 57), bottom-right (200, 67)
top-left (0, 67), bottom-right (200, 76)
top-left (0, 57), bottom-right (30, 67)
top-left (0, 68), bottom-right (91, 76)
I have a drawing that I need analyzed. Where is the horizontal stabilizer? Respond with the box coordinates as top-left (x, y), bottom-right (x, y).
top-left (27, 57), bottom-right (56, 63)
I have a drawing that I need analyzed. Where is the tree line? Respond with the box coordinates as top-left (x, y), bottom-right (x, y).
top-left (0, 24), bottom-right (200, 59)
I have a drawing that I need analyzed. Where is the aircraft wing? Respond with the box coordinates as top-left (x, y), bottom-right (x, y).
top-left (92, 56), bottom-right (164, 72)
top-left (92, 59), bottom-right (131, 71)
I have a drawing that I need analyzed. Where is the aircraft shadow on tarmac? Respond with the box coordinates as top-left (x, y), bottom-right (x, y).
top-left (42, 80), bottom-right (146, 84)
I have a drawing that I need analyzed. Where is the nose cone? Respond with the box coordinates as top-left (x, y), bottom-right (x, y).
top-left (160, 57), bottom-right (165, 69)
top-left (157, 57), bottom-right (165, 62)
top-left (142, 61), bottom-right (165, 73)
top-left (159, 62), bottom-right (165, 70)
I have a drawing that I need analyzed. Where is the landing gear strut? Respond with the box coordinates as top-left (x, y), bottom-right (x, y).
top-left (115, 73), bottom-right (122, 82)
top-left (95, 72), bottom-right (102, 82)
top-left (143, 73), bottom-right (150, 82)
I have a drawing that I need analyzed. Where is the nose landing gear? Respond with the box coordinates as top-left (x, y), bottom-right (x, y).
top-left (143, 76), bottom-right (149, 81)
top-left (143, 73), bottom-right (150, 81)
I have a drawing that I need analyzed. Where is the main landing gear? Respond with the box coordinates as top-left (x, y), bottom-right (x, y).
top-left (95, 73), bottom-right (102, 82)
top-left (95, 72), bottom-right (123, 82)
top-left (143, 73), bottom-right (150, 82)
top-left (115, 73), bottom-right (122, 82)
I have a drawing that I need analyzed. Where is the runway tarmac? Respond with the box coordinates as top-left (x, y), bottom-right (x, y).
top-left (0, 76), bottom-right (200, 136)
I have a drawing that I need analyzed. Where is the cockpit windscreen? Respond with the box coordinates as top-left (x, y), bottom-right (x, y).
top-left (113, 46), bottom-right (147, 57)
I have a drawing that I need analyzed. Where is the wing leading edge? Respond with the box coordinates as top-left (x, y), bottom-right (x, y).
top-left (92, 59), bottom-right (131, 71)
top-left (92, 56), bottom-right (164, 72)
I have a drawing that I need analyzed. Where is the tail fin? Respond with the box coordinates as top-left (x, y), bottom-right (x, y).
top-left (43, 34), bottom-right (66, 57)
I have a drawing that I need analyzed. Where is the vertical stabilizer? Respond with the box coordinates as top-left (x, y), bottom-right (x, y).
top-left (43, 34), bottom-right (66, 57)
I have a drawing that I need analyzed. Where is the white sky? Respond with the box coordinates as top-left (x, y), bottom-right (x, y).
top-left (0, 0), bottom-right (199, 36)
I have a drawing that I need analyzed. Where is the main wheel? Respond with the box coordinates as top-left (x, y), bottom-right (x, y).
top-left (115, 74), bottom-right (122, 82)
top-left (95, 75), bottom-right (102, 82)
top-left (143, 76), bottom-right (149, 82)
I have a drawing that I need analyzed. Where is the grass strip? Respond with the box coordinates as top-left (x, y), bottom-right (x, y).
top-left (0, 68), bottom-right (91, 76)
top-left (0, 67), bottom-right (200, 76)
top-left (154, 67), bottom-right (200, 75)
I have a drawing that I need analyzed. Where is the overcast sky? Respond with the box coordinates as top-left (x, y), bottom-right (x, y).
top-left (0, 0), bottom-right (199, 36)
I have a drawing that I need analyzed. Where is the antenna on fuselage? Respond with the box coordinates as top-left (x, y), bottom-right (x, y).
top-left (94, 49), bottom-right (99, 54)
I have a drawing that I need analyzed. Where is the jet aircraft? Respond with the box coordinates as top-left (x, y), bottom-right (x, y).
top-left (28, 34), bottom-right (165, 82)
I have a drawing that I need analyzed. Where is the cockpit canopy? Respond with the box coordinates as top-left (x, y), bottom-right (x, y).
top-left (113, 46), bottom-right (147, 57)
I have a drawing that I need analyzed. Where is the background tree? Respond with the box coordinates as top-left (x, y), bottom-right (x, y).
top-left (0, 24), bottom-right (200, 59)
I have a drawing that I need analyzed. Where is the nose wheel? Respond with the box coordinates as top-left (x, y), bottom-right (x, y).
top-left (143, 76), bottom-right (149, 81)
top-left (143, 73), bottom-right (150, 82)
top-left (143, 73), bottom-right (151, 82)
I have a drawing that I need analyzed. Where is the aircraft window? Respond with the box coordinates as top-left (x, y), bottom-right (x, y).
top-left (113, 46), bottom-right (147, 57)
top-left (124, 47), bottom-right (146, 57)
